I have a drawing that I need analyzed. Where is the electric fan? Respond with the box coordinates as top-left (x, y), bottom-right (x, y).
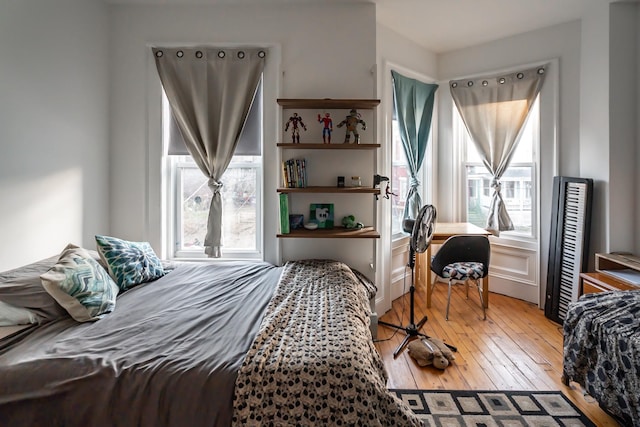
top-left (379, 204), bottom-right (455, 357)
top-left (411, 204), bottom-right (436, 254)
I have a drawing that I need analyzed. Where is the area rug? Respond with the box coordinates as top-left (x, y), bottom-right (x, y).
top-left (390, 389), bottom-right (595, 426)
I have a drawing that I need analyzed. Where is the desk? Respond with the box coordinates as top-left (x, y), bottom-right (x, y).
top-left (415, 222), bottom-right (492, 308)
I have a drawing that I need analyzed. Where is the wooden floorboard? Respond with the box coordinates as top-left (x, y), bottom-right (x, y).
top-left (375, 282), bottom-right (620, 426)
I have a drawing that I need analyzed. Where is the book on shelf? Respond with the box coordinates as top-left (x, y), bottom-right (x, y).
top-left (281, 158), bottom-right (307, 188)
top-left (279, 193), bottom-right (290, 234)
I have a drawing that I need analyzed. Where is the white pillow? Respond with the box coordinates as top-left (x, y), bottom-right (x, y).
top-left (40, 244), bottom-right (119, 322)
top-left (0, 300), bottom-right (39, 326)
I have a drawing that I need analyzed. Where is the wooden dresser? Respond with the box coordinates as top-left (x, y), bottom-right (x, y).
top-left (580, 253), bottom-right (640, 295)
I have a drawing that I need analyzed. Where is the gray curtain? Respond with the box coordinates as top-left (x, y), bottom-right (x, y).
top-left (153, 47), bottom-right (265, 257)
top-left (391, 70), bottom-right (438, 221)
top-left (450, 66), bottom-right (545, 235)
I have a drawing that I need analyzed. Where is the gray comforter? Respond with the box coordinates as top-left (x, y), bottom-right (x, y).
top-left (0, 261), bottom-right (282, 427)
top-left (0, 259), bottom-right (421, 427)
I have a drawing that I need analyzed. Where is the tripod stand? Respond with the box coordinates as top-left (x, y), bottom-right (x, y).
top-left (378, 246), bottom-right (431, 358)
top-left (378, 208), bottom-right (458, 357)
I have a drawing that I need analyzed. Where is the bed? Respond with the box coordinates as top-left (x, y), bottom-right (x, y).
top-left (0, 240), bottom-right (421, 426)
top-left (562, 290), bottom-right (640, 426)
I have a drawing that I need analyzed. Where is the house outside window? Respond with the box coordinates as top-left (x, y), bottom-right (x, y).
top-left (162, 90), bottom-right (263, 260)
top-left (458, 97), bottom-right (539, 237)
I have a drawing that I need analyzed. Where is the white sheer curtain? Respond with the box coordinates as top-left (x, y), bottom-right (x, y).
top-left (450, 66), bottom-right (545, 235)
top-left (153, 47), bottom-right (265, 257)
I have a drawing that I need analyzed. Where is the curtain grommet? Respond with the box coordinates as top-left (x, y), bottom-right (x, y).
top-left (258, 50), bottom-right (266, 58)
top-left (516, 72), bottom-right (524, 79)
top-left (218, 51), bottom-right (226, 58)
top-left (195, 51), bottom-right (203, 59)
top-left (482, 80), bottom-right (488, 86)
top-left (237, 51), bottom-right (245, 59)
top-left (467, 81), bottom-right (474, 87)
top-left (537, 68), bottom-right (545, 75)
top-left (176, 50), bottom-right (184, 58)
top-left (498, 77), bottom-right (506, 84)
top-left (155, 50), bottom-right (163, 58)
top-left (451, 82), bottom-right (458, 88)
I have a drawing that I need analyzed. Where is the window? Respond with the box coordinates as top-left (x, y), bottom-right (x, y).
top-left (457, 97), bottom-right (539, 237)
top-left (163, 90), bottom-right (263, 260)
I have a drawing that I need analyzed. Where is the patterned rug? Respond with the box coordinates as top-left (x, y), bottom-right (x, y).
top-left (390, 389), bottom-right (595, 426)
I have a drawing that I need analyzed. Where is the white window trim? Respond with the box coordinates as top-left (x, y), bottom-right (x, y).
top-left (378, 59), bottom-right (437, 316)
top-left (447, 59), bottom-right (559, 307)
top-left (387, 68), bottom-right (437, 242)
top-left (167, 156), bottom-right (263, 261)
top-left (456, 96), bottom-right (540, 243)
top-left (146, 43), bottom-right (280, 263)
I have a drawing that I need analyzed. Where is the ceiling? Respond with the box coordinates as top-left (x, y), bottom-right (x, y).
top-left (374, 0), bottom-right (588, 53)
top-left (104, 0), bottom-right (590, 53)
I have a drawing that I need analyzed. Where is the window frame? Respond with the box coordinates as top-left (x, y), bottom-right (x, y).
top-left (162, 99), bottom-right (264, 261)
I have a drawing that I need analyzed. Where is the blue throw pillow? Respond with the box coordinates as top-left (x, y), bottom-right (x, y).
top-left (95, 235), bottom-right (165, 291)
top-left (40, 244), bottom-right (119, 322)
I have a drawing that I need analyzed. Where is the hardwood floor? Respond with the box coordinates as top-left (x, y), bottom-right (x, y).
top-left (374, 281), bottom-right (620, 426)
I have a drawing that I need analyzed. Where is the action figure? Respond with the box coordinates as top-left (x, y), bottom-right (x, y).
top-left (337, 109), bottom-right (366, 144)
top-left (284, 112), bottom-right (307, 144)
top-left (317, 113), bottom-right (333, 144)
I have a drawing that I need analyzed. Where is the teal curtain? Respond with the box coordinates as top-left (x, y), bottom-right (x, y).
top-left (391, 70), bottom-right (438, 221)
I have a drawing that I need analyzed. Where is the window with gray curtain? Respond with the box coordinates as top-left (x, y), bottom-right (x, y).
top-left (450, 66), bottom-right (546, 235)
top-left (153, 47), bottom-right (266, 257)
top-left (391, 70), bottom-right (438, 222)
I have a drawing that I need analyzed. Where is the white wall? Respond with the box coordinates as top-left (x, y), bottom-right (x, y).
top-left (609, 1), bottom-right (637, 254)
top-left (580, 1), bottom-right (611, 262)
top-left (0, 0), bottom-right (110, 271)
top-left (580, 0), bottom-right (639, 259)
top-left (108, 3), bottom-right (377, 270)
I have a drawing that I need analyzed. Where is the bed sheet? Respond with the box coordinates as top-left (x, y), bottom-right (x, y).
top-left (0, 261), bottom-right (281, 427)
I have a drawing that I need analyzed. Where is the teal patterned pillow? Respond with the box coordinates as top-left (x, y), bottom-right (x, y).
top-left (95, 235), bottom-right (165, 291)
top-left (40, 244), bottom-right (119, 322)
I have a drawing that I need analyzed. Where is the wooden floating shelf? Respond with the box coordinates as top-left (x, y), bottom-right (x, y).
top-left (277, 98), bottom-right (380, 109)
top-left (277, 226), bottom-right (379, 239)
top-left (277, 186), bottom-right (380, 194)
top-left (277, 143), bottom-right (379, 150)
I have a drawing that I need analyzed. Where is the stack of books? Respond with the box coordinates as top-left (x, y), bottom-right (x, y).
top-left (281, 158), bottom-right (307, 188)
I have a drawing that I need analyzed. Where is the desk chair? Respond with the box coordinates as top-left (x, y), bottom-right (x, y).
top-left (429, 235), bottom-right (490, 320)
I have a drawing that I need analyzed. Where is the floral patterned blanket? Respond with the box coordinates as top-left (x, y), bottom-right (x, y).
top-left (232, 259), bottom-right (421, 426)
top-left (563, 290), bottom-right (640, 425)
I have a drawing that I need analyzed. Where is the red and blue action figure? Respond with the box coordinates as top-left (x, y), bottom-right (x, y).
top-left (317, 113), bottom-right (333, 144)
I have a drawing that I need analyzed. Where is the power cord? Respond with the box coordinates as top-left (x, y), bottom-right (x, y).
top-left (373, 263), bottom-right (409, 344)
